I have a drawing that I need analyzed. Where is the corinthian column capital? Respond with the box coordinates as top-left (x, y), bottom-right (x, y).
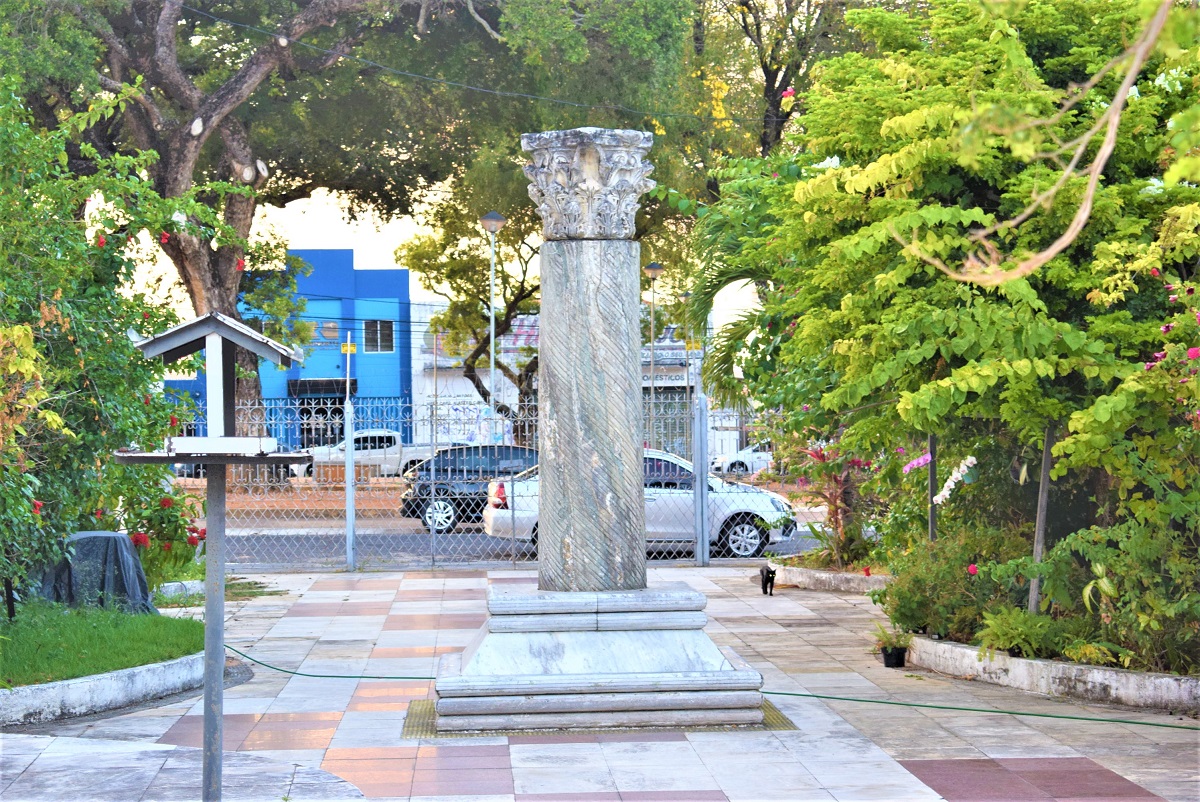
top-left (521, 127), bottom-right (655, 241)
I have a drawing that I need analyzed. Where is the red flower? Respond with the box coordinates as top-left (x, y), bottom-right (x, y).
top-left (235, 258), bottom-right (245, 271)
top-left (170, 414), bottom-right (179, 428)
top-left (967, 563), bottom-right (978, 576)
top-left (162, 541), bottom-right (172, 551)
top-left (160, 497), bottom-right (174, 509)
top-left (781, 87), bottom-right (795, 98)
top-left (160, 231), bottom-right (169, 244)
top-left (96, 234), bottom-right (106, 248)
top-left (186, 526), bottom-right (198, 534)
top-left (95, 508), bottom-right (104, 519)
top-left (1188, 347), bottom-right (1200, 360)
top-left (863, 566), bottom-right (871, 577)
top-left (186, 535), bottom-right (200, 547)
top-left (143, 312), bottom-right (150, 320)
top-left (197, 528), bottom-right (207, 540)
top-left (144, 394), bottom-right (151, 405)
top-left (130, 532), bottom-right (150, 548)
top-left (1150, 268), bottom-right (1160, 277)
top-left (32, 499), bottom-right (43, 515)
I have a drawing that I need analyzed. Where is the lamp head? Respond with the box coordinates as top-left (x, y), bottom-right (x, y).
top-left (642, 261), bottom-right (664, 281)
top-left (479, 211), bottom-right (507, 234)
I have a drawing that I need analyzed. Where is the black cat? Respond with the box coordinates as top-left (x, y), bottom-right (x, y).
top-left (760, 565), bottom-right (776, 596)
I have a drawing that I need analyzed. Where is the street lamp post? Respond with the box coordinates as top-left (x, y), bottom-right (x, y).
top-left (678, 291), bottom-right (692, 448)
top-left (480, 211), bottom-right (507, 435)
top-left (643, 261), bottom-right (664, 449)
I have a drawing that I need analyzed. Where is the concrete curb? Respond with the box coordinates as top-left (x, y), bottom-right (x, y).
top-left (0, 652), bottom-right (204, 725)
top-left (768, 562), bottom-right (890, 594)
top-left (909, 637), bottom-right (1200, 712)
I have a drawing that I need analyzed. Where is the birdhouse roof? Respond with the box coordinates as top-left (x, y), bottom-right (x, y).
top-left (134, 312), bottom-right (303, 366)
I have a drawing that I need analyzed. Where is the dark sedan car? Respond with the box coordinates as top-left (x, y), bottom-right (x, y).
top-left (399, 444), bottom-right (538, 531)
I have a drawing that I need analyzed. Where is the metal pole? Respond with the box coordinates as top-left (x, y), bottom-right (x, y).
top-left (345, 333), bottom-right (356, 570)
top-left (1028, 422), bottom-right (1056, 612)
top-left (430, 327), bottom-right (438, 568)
top-left (202, 462), bottom-right (226, 802)
top-left (694, 391), bottom-right (709, 567)
top-left (648, 281), bottom-right (656, 449)
top-left (928, 433), bottom-right (937, 542)
top-left (489, 229), bottom-right (497, 421)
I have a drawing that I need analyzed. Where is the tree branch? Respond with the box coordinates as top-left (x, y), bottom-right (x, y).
top-left (911, 0), bottom-right (1174, 286)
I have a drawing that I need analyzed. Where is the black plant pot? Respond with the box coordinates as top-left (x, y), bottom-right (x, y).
top-left (881, 646), bottom-right (907, 668)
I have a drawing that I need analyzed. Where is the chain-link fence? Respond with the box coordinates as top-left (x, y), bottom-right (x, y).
top-left (173, 396), bottom-right (822, 570)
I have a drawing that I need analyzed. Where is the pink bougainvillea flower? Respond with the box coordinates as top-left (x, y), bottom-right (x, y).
top-left (1154, 351), bottom-right (1166, 360)
top-left (1150, 268), bottom-right (1160, 277)
top-left (1145, 362), bottom-right (1155, 371)
top-left (159, 497), bottom-right (174, 509)
top-left (967, 563), bottom-right (978, 576)
top-left (1169, 295), bottom-right (1178, 303)
top-left (801, 404), bottom-right (810, 411)
top-left (1162, 324), bottom-right (1174, 333)
top-left (1188, 347), bottom-right (1200, 360)
top-left (32, 499), bottom-right (43, 515)
top-left (1187, 287), bottom-right (1195, 296)
top-left (782, 87), bottom-right (795, 98)
top-left (896, 446), bottom-right (906, 454)
top-left (1165, 284), bottom-right (1175, 291)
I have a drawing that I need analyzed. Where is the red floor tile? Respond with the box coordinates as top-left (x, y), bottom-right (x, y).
top-left (900, 758), bottom-right (1163, 802)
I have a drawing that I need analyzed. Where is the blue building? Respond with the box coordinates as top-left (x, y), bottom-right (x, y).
top-left (166, 249), bottom-right (414, 448)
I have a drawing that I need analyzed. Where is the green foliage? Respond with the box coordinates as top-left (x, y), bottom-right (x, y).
top-left (0, 600), bottom-right (203, 687)
top-left (977, 605), bottom-right (1051, 660)
top-left (694, 0), bottom-right (1200, 673)
top-left (0, 84), bottom-right (217, 604)
top-left (871, 526), bottom-right (1030, 641)
top-left (872, 622), bottom-right (913, 650)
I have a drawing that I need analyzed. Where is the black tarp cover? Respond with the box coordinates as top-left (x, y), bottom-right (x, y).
top-left (39, 531), bottom-right (158, 614)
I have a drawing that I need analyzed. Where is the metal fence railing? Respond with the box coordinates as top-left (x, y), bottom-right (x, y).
top-left (171, 396), bottom-right (821, 570)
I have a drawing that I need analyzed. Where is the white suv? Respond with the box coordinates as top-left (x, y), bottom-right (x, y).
top-left (482, 449), bottom-right (796, 558)
top-left (711, 441), bottom-right (773, 475)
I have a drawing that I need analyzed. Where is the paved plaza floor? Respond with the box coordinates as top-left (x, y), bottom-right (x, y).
top-left (2, 566), bottom-right (1197, 801)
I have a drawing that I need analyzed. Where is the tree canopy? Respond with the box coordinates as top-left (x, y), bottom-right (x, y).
top-left (693, 0), bottom-right (1199, 669)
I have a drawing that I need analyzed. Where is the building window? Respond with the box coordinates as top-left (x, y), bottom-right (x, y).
top-left (364, 320), bottom-right (394, 353)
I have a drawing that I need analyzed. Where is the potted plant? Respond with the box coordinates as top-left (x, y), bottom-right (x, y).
top-left (873, 623), bottom-right (913, 668)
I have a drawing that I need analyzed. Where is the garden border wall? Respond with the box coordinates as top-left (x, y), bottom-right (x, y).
top-left (909, 637), bottom-right (1200, 712)
top-left (768, 562), bottom-right (889, 594)
top-left (0, 652), bottom-right (203, 725)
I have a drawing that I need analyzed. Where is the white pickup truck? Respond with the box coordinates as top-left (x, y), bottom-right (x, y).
top-left (289, 430), bottom-right (463, 477)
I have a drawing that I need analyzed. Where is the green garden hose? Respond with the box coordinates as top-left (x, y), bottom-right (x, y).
top-left (222, 644), bottom-right (1199, 732)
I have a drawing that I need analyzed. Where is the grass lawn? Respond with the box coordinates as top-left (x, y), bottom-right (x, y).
top-left (0, 601), bottom-right (204, 688)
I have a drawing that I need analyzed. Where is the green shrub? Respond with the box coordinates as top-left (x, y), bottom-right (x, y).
top-left (872, 526), bottom-right (1029, 641)
top-left (977, 605), bottom-right (1052, 659)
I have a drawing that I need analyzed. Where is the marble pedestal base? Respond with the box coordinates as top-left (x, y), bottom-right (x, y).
top-left (433, 582), bottom-right (763, 731)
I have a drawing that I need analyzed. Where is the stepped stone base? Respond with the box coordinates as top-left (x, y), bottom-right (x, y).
top-left (433, 582), bottom-right (764, 731)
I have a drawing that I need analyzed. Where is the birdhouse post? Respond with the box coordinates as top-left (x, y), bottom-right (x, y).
top-left (115, 313), bottom-right (310, 802)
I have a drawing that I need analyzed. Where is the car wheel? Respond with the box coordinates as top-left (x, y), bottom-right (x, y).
top-left (304, 464), bottom-right (313, 477)
top-left (530, 524), bottom-right (538, 547)
top-left (423, 497), bottom-right (459, 531)
top-left (729, 461), bottom-right (749, 475)
top-left (722, 517), bottom-right (767, 558)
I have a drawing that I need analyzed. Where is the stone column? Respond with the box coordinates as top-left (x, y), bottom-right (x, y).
top-left (522, 128), bottom-right (655, 593)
